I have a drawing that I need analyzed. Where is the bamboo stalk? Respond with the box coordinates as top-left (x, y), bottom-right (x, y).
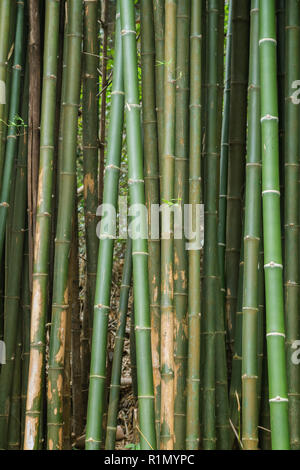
top-left (225, 0), bottom-right (250, 353)
top-left (140, 0), bottom-right (161, 445)
top-left (284, 0), bottom-right (300, 450)
top-left (160, 0), bottom-right (177, 451)
top-left (105, 239), bottom-right (132, 450)
top-left (85, 2), bottom-right (124, 449)
top-left (119, 0), bottom-right (156, 450)
top-left (24, 0), bottom-right (61, 450)
top-left (0, 0), bottom-right (15, 183)
top-left (185, 0), bottom-right (202, 451)
top-left (241, 0), bottom-right (261, 450)
top-left (81, 0), bottom-right (100, 418)
top-left (47, 0), bottom-right (82, 450)
top-left (0, 0), bottom-right (25, 266)
top-left (0, 0), bottom-right (25, 449)
top-left (27, 0), bottom-right (41, 290)
top-left (99, 0), bottom-right (108, 207)
top-left (218, 0), bottom-right (233, 315)
top-left (201, 0), bottom-right (220, 451)
top-left (152, 0), bottom-right (164, 179)
top-left (259, 0), bottom-right (290, 450)
top-left (173, 0), bottom-right (190, 450)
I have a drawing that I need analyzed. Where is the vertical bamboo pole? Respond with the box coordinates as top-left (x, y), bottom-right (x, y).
top-left (47, 0), bottom-right (82, 450)
top-left (120, 0), bottom-right (156, 450)
top-left (160, 0), bottom-right (177, 451)
top-left (105, 239), bottom-right (132, 450)
top-left (202, 0), bottom-right (220, 450)
top-left (259, 0), bottom-right (290, 450)
top-left (24, 0), bottom-right (61, 450)
top-left (284, 0), bottom-right (300, 450)
top-left (225, 0), bottom-right (250, 353)
top-left (0, 0), bottom-right (15, 182)
top-left (241, 0), bottom-right (261, 450)
top-left (85, 3), bottom-right (124, 449)
top-left (173, 0), bottom-right (190, 450)
top-left (152, 0), bottom-right (164, 178)
top-left (186, 0), bottom-right (202, 451)
top-left (140, 0), bottom-right (161, 444)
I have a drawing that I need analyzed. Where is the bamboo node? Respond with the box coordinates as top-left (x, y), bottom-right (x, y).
top-left (135, 326), bottom-right (151, 331)
top-left (111, 90), bottom-right (125, 96)
top-left (90, 374), bottom-right (106, 380)
top-left (261, 114), bottom-right (279, 122)
top-left (94, 303), bottom-right (110, 310)
top-left (266, 332), bottom-right (285, 338)
top-left (121, 29), bottom-right (137, 37)
top-left (262, 189), bottom-right (280, 196)
top-left (259, 37), bottom-right (277, 46)
top-left (138, 395), bottom-right (155, 399)
top-left (269, 396), bottom-right (288, 403)
top-left (125, 102), bottom-right (141, 111)
top-left (264, 261), bottom-right (283, 269)
top-left (128, 178), bottom-right (144, 185)
top-left (132, 251), bottom-right (149, 256)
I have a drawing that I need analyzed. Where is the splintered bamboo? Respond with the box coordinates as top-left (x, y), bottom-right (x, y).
top-left (120, 0), bottom-right (156, 450)
top-left (241, 0), bottom-right (261, 450)
top-left (105, 239), bottom-right (132, 450)
top-left (85, 3), bottom-right (124, 449)
top-left (24, 0), bottom-right (61, 450)
top-left (259, 0), bottom-right (290, 450)
top-left (284, 0), bottom-right (300, 450)
top-left (185, 0), bottom-right (201, 451)
top-left (47, 0), bottom-right (82, 450)
top-left (140, 0), bottom-right (161, 444)
top-left (160, 0), bottom-right (177, 451)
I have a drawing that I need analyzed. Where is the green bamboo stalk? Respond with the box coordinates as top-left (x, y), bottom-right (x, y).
top-left (152, 0), bottom-right (164, 177)
top-left (201, 0), bottom-right (220, 451)
top-left (215, 1), bottom-right (230, 451)
top-left (225, 0), bottom-right (250, 353)
top-left (105, 238), bottom-right (132, 450)
top-left (7, 322), bottom-right (22, 450)
top-left (229, 241), bottom-right (244, 447)
top-left (276, 0), bottom-right (285, 222)
top-left (82, 0), bottom-right (99, 329)
top-left (140, 0), bottom-right (161, 444)
top-left (81, 0), bottom-right (100, 420)
top-left (0, 1), bottom-right (25, 449)
top-left (23, 0), bottom-right (61, 450)
top-left (0, 0), bottom-right (24, 267)
top-left (241, 0), bottom-right (261, 450)
top-left (70, 212), bottom-right (83, 439)
top-left (120, 0), bottom-right (156, 450)
top-left (0, 0), bottom-right (15, 183)
top-left (259, 0), bottom-right (290, 450)
top-left (284, 0), bottom-right (300, 450)
top-left (173, 0), bottom-right (190, 450)
top-left (159, 0), bottom-right (177, 451)
top-left (185, 0), bottom-right (202, 451)
top-left (85, 3), bottom-right (124, 449)
top-left (218, 0), bottom-right (233, 313)
top-left (47, 0), bottom-right (82, 450)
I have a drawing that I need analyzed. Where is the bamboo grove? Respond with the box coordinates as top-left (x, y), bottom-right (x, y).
top-left (0, 0), bottom-right (300, 452)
